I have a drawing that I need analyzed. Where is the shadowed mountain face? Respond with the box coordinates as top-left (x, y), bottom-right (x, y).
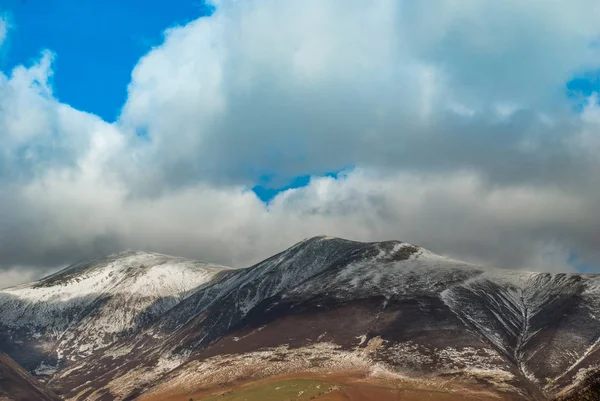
top-left (0, 351), bottom-right (60, 401)
top-left (1, 237), bottom-right (600, 400)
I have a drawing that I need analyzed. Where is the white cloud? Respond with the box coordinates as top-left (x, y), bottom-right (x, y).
top-left (0, 269), bottom-right (39, 290)
top-left (6, 164), bottom-right (595, 276)
top-left (3, 1), bottom-right (600, 286)
top-left (113, 0), bottom-right (600, 190)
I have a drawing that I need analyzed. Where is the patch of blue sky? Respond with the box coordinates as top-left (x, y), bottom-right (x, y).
top-left (252, 169), bottom-right (349, 204)
top-left (568, 251), bottom-right (598, 274)
top-left (566, 70), bottom-right (600, 111)
top-left (0, 0), bottom-right (214, 122)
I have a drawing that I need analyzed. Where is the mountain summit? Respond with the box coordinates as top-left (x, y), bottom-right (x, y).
top-left (0, 237), bottom-right (599, 400)
top-left (0, 251), bottom-right (229, 371)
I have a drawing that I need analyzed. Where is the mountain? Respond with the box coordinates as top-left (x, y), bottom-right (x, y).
top-left (0, 351), bottom-right (60, 401)
top-left (1, 237), bottom-right (600, 400)
top-left (0, 251), bottom-right (229, 373)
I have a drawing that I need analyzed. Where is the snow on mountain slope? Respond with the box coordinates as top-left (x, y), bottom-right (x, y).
top-left (0, 251), bottom-right (230, 372)
top-left (290, 242), bottom-right (600, 391)
top-left (3, 236), bottom-right (600, 401)
top-left (441, 270), bottom-right (600, 386)
top-left (138, 239), bottom-right (600, 399)
top-left (48, 237), bottom-right (529, 400)
top-left (285, 241), bottom-right (485, 299)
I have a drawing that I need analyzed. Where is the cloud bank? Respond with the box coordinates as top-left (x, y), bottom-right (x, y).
top-left (2, 0), bottom-right (600, 288)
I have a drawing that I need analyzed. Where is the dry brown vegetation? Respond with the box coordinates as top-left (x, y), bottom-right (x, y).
top-left (558, 370), bottom-right (600, 401)
top-left (137, 371), bottom-right (511, 401)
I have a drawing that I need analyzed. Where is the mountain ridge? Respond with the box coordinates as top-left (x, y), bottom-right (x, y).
top-left (0, 251), bottom-right (230, 372)
top-left (1, 236), bottom-right (599, 400)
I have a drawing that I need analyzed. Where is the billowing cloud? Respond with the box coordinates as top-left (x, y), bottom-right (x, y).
top-left (2, 0), bottom-right (600, 288)
top-left (118, 0), bottom-right (600, 188)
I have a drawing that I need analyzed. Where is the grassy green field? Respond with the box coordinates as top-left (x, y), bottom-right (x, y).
top-left (145, 375), bottom-right (498, 401)
top-left (196, 378), bottom-right (340, 401)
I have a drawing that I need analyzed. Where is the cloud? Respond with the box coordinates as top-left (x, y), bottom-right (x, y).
top-left (2, 0), bottom-right (600, 288)
top-left (268, 170), bottom-right (592, 272)
top-left (0, 15), bottom-right (8, 49)
top-left (118, 0), bottom-right (600, 189)
top-left (0, 269), bottom-right (45, 290)
top-left (2, 164), bottom-right (595, 285)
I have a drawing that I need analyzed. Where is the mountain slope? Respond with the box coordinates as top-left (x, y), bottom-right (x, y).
top-left (1, 237), bottom-right (600, 400)
top-left (0, 351), bottom-right (60, 401)
top-left (0, 251), bottom-right (230, 374)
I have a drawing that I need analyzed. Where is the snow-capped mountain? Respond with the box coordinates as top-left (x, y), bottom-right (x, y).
top-left (0, 251), bottom-right (229, 373)
top-left (1, 237), bottom-right (600, 400)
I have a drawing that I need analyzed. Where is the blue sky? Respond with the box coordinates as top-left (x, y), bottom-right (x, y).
top-left (2, 0), bottom-right (600, 284)
top-left (0, 0), bottom-right (214, 122)
top-left (567, 70), bottom-right (600, 111)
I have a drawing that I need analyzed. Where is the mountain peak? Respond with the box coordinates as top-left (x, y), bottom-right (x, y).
top-left (293, 235), bottom-right (425, 263)
top-left (3, 239), bottom-right (600, 400)
top-left (0, 251), bottom-right (229, 368)
top-left (28, 250), bottom-right (229, 289)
